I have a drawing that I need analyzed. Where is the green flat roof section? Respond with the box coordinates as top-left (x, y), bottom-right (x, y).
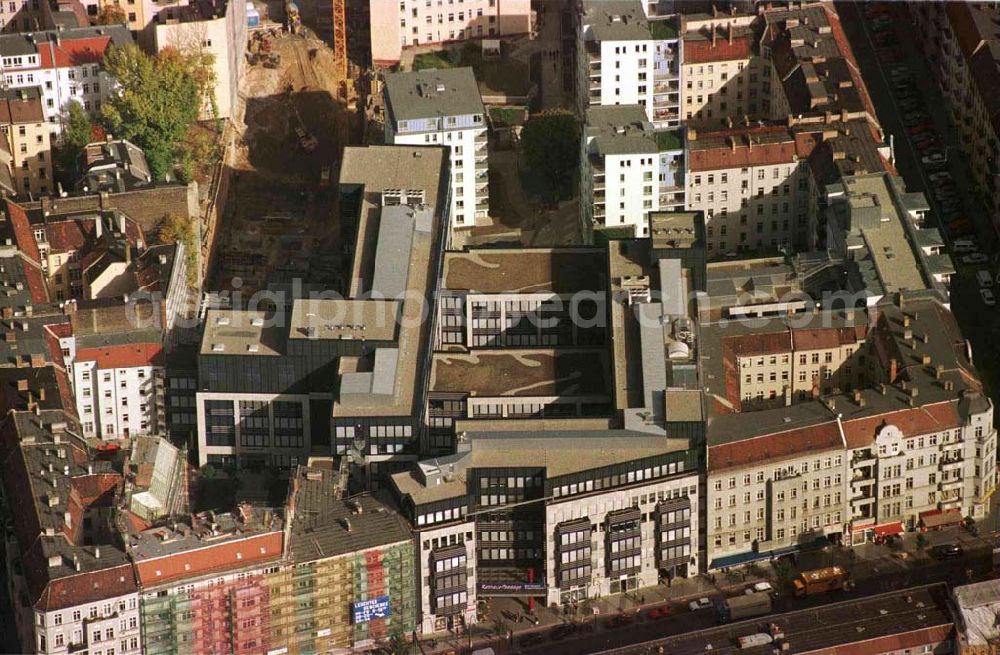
top-left (656, 129), bottom-right (683, 151)
top-left (650, 19), bottom-right (678, 40)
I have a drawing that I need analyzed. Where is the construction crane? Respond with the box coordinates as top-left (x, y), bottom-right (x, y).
top-left (332, 0), bottom-right (347, 79)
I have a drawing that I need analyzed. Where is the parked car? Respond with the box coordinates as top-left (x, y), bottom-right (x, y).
top-left (981, 289), bottom-right (997, 307)
top-left (646, 605), bottom-right (671, 620)
top-left (922, 150), bottom-right (948, 167)
top-left (930, 544), bottom-right (965, 559)
top-left (748, 581), bottom-right (775, 595)
top-left (963, 253), bottom-right (990, 265)
top-left (689, 597), bottom-right (713, 612)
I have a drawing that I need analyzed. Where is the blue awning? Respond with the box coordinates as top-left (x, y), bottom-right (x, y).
top-left (709, 536), bottom-right (830, 570)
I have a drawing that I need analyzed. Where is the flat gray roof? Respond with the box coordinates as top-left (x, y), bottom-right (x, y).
top-left (586, 105), bottom-right (658, 156)
top-left (583, 0), bottom-right (651, 41)
top-left (384, 67), bottom-right (485, 122)
top-left (289, 299), bottom-right (399, 342)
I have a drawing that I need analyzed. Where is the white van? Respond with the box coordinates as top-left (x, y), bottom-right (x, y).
top-left (977, 270), bottom-right (993, 287)
top-left (954, 239), bottom-right (977, 253)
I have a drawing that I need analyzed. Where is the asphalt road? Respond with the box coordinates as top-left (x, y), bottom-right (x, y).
top-left (511, 545), bottom-right (991, 655)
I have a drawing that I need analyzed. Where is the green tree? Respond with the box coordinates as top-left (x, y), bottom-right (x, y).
top-left (520, 109), bottom-right (581, 200)
top-left (101, 44), bottom-right (201, 178)
top-left (95, 4), bottom-right (127, 25)
top-left (158, 212), bottom-right (199, 286)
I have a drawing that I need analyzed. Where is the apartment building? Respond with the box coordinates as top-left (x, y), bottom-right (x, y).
top-left (0, 25), bottom-right (133, 137)
top-left (825, 171), bottom-right (953, 304)
top-left (680, 13), bottom-right (765, 125)
top-left (761, 4), bottom-right (879, 130)
top-left (580, 105), bottom-right (686, 238)
top-left (0, 86), bottom-right (50, 196)
top-left (578, 2), bottom-right (682, 128)
top-left (685, 123), bottom-right (815, 254)
top-left (383, 68), bottom-right (488, 233)
top-left (703, 295), bottom-right (996, 567)
top-left (151, 0), bottom-right (247, 121)
top-left (390, 431), bottom-right (699, 632)
top-left (76, 138), bottom-right (152, 193)
top-left (73, 338), bottom-right (166, 440)
top-left (1, 407), bottom-right (143, 655)
top-left (131, 508), bottom-right (284, 655)
top-left (274, 467), bottom-right (417, 652)
top-left (367, 0), bottom-right (530, 66)
top-left (910, 2), bottom-right (1000, 232)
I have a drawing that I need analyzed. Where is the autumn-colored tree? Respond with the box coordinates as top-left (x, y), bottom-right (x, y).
top-left (95, 4), bottom-right (127, 25)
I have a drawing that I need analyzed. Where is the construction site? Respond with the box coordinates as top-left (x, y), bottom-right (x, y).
top-left (209, 0), bottom-right (359, 296)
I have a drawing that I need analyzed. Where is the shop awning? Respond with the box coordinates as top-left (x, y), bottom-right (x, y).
top-left (874, 522), bottom-right (904, 538)
top-left (709, 536), bottom-right (830, 570)
top-left (919, 508), bottom-right (962, 530)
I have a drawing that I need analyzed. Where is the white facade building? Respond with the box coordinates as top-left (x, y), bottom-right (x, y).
top-left (73, 342), bottom-right (166, 440)
top-left (581, 105), bottom-right (684, 238)
top-left (384, 67), bottom-right (487, 234)
top-left (0, 25), bottom-right (132, 139)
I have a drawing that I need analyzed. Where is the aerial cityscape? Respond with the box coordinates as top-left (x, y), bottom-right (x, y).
top-left (0, 0), bottom-right (999, 654)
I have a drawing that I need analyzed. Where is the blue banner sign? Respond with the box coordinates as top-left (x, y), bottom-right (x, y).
top-left (353, 596), bottom-right (391, 623)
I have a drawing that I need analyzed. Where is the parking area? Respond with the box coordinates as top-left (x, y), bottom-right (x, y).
top-left (840, 1), bottom-right (1000, 433)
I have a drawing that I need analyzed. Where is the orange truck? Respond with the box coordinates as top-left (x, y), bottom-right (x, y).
top-left (792, 566), bottom-right (849, 597)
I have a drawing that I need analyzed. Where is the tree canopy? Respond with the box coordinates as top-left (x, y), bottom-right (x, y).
top-left (520, 109), bottom-right (581, 200)
top-left (100, 44), bottom-right (201, 178)
top-left (95, 4), bottom-right (127, 25)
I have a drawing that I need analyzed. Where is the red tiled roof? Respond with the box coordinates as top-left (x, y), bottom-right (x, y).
top-left (819, 624), bottom-right (953, 655)
top-left (45, 322), bottom-right (73, 339)
top-left (684, 33), bottom-right (754, 64)
top-left (709, 421), bottom-right (843, 471)
top-left (840, 401), bottom-right (961, 449)
top-left (22, 257), bottom-right (50, 305)
top-left (71, 473), bottom-right (121, 508)
top-left (792, 325), bottom-right (867, 351)
top-left (689, 135), bottom-right (799, 172)
top-left (724, 331), bottom-right (791, 357)
top-left (44, 219), bottom-right (96, 253)
top-left (75, 342), bottom-right (164, 369)
top-left (6, 200), bottom-right (41, 264)
top-left (35, 564), bottom-right (138, 612)
top-left (37, 37), bottom-right (112, 68)
top-left (134, 532), bottom-right (283, 586)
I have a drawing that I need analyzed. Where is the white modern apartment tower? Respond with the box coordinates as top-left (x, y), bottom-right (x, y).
top-left (384, 67), bottom-right (488, 234)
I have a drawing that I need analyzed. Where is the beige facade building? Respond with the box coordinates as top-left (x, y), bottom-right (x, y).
top-left (680, 15), bottom-right (766, 125)
top-left (685, 123), bottom-right (815, 254)
top-left (0, 87), bottom-right (50, 196)
top-left (704, 297), bottom-right (997, 568)
top-left (368, 0), bottom-right (531, 66)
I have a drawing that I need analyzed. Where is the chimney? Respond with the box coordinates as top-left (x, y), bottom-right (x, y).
top-left (728, 23), bottom-right (733, 45)
top-left (903, 315), bottom-right (910, 328)
top-left (38, 386), bottom-right (45, 401)
top-left (853, 389), bottom-right (862, 404)
top-left (712, 24), bottom-right (717, 47)
top-left (889, 358), bottom-right (898, 383)
top-left (921, 354), bottom-right (931, 366)
top-left (94, 546), bottom-right (101, 559)
top-left (935, 364), bottom-right (944, 379)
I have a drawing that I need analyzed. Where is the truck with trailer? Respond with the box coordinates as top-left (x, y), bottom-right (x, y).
top-left (716, 591), bottom-right (772, 624)
top-left (792, 566), bottom-right (850, 597)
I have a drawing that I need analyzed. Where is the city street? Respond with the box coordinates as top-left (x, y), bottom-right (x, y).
top-left (839, 1), bottom-right (1000, 421)
top-left (420, 524), bottom-right (995, 655)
